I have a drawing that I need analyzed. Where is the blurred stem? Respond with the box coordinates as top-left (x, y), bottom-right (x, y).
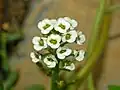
top-left (88, 74), bottom-right (94, 90)
top-left (3, 70), bottom-right (19, 90)
top-left (51, 63), bottom-right (60, 90)
top-left (106, 4), bottom-right (120, 13)
top-left (87, 0), bottom-right (106, 89)
top-left (67, 0), bottom-right (112, 88)
top-left (7, 32), bottom-right (24, 42)
top-left (87, 0), bottom-right (105, 55)
top-left (68, 12), bottom-right (112, 86)
top-left (0, 32), bottom-right (9, 74)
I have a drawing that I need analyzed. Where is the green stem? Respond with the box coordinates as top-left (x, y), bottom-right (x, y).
top-left (51, 64), bottom-right (60, 90)
top-left (0, 32), bottom-right (10, 75)
top-left (87, 0), bottom-right (105, 55)
top-left (88, 74), bottom-right (94, 90)
top-left (87, 0), bottom-right (106, 89)
top-left (67, 3), bottom-right (112, 86)
top-left (106, 5), bottom-right (120, 13)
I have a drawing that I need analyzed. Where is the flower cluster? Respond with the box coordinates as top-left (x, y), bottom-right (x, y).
top-left (30, 17), bottom-right (86, 71)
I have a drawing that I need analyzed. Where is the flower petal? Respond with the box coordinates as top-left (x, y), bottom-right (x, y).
top-left (77, 32), bottom-right (86, 45)
top-left (30, 52), bottom-right (36, 59)
top-left (64, 48), bottom-right (72, 56)
top-left (64, 63), bottom-right (75, 71)
top-left (76, 50), bottom-right (85, 61)
top-left (33, 45), bottom-right (43, 51)
top-left (32, 36), bottom-right (40, 45)
top-left (47, 62), bottom-right (56, 68)
top-left (32, 58), bottom-right (40, 63)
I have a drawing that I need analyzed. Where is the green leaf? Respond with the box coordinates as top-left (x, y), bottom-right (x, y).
top-left (108, 85), bottom-right (120, 90)
top-left (24, 84), bottom-right (45, 90)
top-left (4, 70), bottom-right (19, 90)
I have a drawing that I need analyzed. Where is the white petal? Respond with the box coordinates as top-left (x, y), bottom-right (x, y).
top-left (76, 56), bottom-right (84, 61)
top-left (41, 29), bottom-right (51, 34)
top-left (38, 21), bottom-right (45, 30)
top-left (50, 43), bottom-right (60, 49)
top-left (39, 55), bottom-right (41, 60)
top-left (33, 45), bottom-right (43, 51)
top-left (48, 34), bottom-right (61, 42)
top-left (32, 58), bottom-right (40, 63)
top-left (64, 63), bottom-right (75, 71)
top-left (73, 50), bottom-right (78, 57)
top-left (57, 53), bottom-right (65, 59)
top-left (71, 19), bottom-right (78, 28)
top-left (30, 52), bottom-right (36, 59)
top-left (49, 55), bottom-right (58, 63)
top-left (51, 19), bottom-right (57, 25)
top-left (32, 36), bottom-right (40, 45)
top-left (56, 47), bottom-right (62, 53)
top-left (64, 17), bottom-right (71, 22)
top-left (64, 49), bottom-right (72, 56)
top-left (54, 18), bottom-right (70, 33)
top-left (76, 50), bottom-right (85, 61)
top-left (43, 57), bottom-right (52, 66)
top-left (62, 35), bottom-right (66, 42)
top-left (47, 34), bottom-right (61, 49)
top-left (47, 62), bottom-right (56, 68)
top-left (66, 30), bottom-right (77, 43)
top-left (54, 26), bottom-right (67, 33)
top-left (38, 19), bottom-right (53, 34)
top-left (77, 32), bottom-right (86, 45)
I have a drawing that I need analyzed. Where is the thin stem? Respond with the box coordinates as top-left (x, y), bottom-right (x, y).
top-left (0, 32), bottom-right (10, 77)
top-left (88, 74), bottom-right (95, 90)
top-left (106, 5), bottom-right (120, 13)
top-left (87, 0), bottom-right (106, 89)
top-left (68, 10), bottom-right (112, 86)
top-left (51, 63), bottom-right (60, 90)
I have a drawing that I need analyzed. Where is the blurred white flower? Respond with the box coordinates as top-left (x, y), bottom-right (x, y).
top-left (77, 31), bottom-right (86, 45)
top-left (43, 54), bottom-right (58, 68)
top-left (56, 47), bottom-right (72, 59)
top-left (47, 34), bottom-right (61, 49)
top-left (30, 52), bottom-right (41, 63)
top-left (62, 30), bottom-right (77, 43)
top-left (63, 63), bottom-right (75, 71)
top-left (64, 17), bottom-right (78, 29)
top-left (32, 36), bottom-right (47, 51)
top-left (74, 50), bottom-right (85, 61)
top-left (38, 19), bottom-right (53, 34)
top-left (54, 18), bottom-right (70, 33)
top-left (50, 19), bottom-right (57, 25)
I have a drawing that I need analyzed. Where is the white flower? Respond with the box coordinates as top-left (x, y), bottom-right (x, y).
top-left (50, 19), bottom-right (57, 25)
top-left (32, 36), bottom-right (47, 51)
top-left (64, 17), bottom-right (78, 29)
top-left (54, 18), bottom-right (70, 33)
top-left (63, 63), bottom-right (75, 71)
top-left (77, 31), bottom-right (86, 45)
top-left (43, 55), bottom-right (58, 68)
top-left (56, 47), bottom-right (72, 59)
top-left (62, 30), bottom-right (77, 43)
top-left (38, 19), bottom-right (53, 34)
top-left (74, 50), bottom-right (85, 61)
top-left (30, 52), bottom-right (41, 63)
top-left (47, 34), bottom-right (61, 49)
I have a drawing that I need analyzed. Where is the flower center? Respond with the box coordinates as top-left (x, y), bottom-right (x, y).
top-left (65, 61), bottom-right (71, 66)
top-left (59, 24), bottom-right (65, 29)
top-left (60, 50), bottom-right (66, 53)
top-left (39, 39), bottom-right (44, 46)
top-left (65, 34), bottom-right (71, 40)
top-left (50, 39), bottom-right (57, 44)
top-left (43, 24), bottom-right (50, 29)
top-left (48, 58), bottom-right (54, 62)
